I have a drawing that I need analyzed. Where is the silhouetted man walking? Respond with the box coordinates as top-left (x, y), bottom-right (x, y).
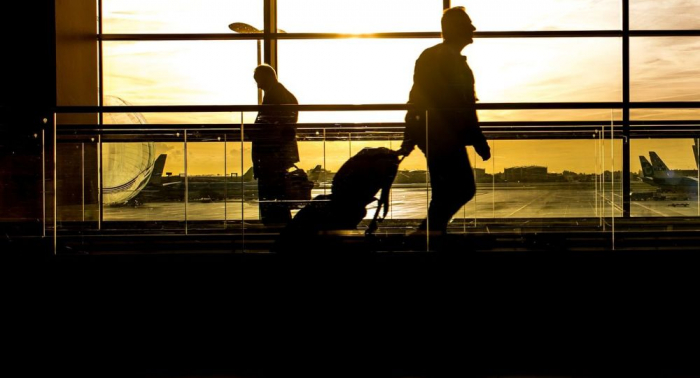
top-left (251, 64), bottom-right (299, 226)
top-left (399, 6), bottom-right (490, 235)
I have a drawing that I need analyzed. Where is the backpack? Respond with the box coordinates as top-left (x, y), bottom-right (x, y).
top-left (274, 147), bottom-right (401, 253)
top-left (331, 147), bottom-right (402, 235)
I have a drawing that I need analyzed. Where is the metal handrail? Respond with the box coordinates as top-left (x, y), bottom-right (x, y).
top-left (52, 101), bottom-right (700, 113)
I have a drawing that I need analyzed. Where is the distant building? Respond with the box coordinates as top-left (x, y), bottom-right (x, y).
top-left (473, 167), bottom-right (493, 183)
top-left (394, 170), bottom-right (429, 184)
top-left (504, 166), bottom-right (548, 182)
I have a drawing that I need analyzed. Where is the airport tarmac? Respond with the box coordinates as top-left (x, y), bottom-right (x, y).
top-left (101, 183), bottom-right (699, 222)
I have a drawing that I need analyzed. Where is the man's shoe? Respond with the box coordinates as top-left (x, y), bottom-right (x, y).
top-left (407, 229), bottom-right (445, 238)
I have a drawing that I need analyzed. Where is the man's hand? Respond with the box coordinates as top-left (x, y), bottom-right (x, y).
top-left (397, 144), bottom-right (414, 157)
top-left (476, 144), bottom-right (491, 161)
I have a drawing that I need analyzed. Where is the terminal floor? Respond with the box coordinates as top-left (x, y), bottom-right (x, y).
top-left (5, 219), bottom-right (700, 377)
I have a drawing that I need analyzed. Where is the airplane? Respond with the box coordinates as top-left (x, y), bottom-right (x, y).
top-left (104, 153), bottom-right (166, 206)
top-left (306, 164), bottom-right (335, 184)
top-left (118, 154), bottom-right (259, 206)
top-left (638, 151), bottom-right (698, 199)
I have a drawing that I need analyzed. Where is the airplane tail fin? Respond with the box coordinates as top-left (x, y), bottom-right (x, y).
top-left (649, 151), bottom-right (670, 172)
top-left (148, 154), bottom-right (167, 186)
top-left (694, 139), bottom-right (699, 169)
top-left (242, 166), bottom-right (255, 181)
top-left (640, 156), bottom-right (654, 178)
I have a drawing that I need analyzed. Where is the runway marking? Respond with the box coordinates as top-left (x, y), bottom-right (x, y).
top-left (608, 193), bottom-right (624, 214)
top-left (632, 201), bottom-right (673, 217)
top-left (505, 197), bottom-right (540, 218)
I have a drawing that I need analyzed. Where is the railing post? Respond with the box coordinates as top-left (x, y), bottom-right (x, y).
top-left (622, 0), bottom-right (631, 218)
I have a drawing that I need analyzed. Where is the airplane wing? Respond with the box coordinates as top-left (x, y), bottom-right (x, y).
top-left (681, 176), bottom-right (699, 186)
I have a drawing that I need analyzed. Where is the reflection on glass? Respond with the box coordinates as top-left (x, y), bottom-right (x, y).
top-left (453, 0), bottom-right (620, 31)
top-left (102, 0), bottom-right (262, 34)
top-left (630, 138), bottom-right (699, 217)
top-left (56, 140), bottom-right (99, 223)
top-left (101, 96), bottom-right (157, 207)
top-left (87, 132), bottom-right (645, 227)
top-left (278, 0), bottom-right (441, 33)
top-left (630, 0), bottom-right (700, 30)
top-left (102, 138), bottom-right (186, 222)
top-left (631, 37), bottom-right (700, 102)
top-left (101, 142), bottom-right (157, 206)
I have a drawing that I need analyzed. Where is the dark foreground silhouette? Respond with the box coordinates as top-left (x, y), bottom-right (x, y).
top-left (274, 147), bottom-right (401, 254)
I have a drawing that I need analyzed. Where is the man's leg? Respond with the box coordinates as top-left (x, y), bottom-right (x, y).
top-left (258, 169), bottom-right (292, 226)
top-left (422, 147), bottom-right (476, 233)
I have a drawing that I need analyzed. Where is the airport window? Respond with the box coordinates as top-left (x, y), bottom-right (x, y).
top-left (277, 0), bottom-right (441, 33)
top-left (467, 38), bottom-right (622, 103)
top-left (101, 0), bottom-right (263, 34)
top-left (630, 37), bottom-right (700, 102)
top-left (452, 0), bottom-right (620, 31)
top-left (630, 0), bottom-right (700, 30)
top-left (103, 41), bottom-right (260, 109)
top-left (74, 0), bottom-right (700, 233)
top-left (278, 39), bottom-right (434, 110)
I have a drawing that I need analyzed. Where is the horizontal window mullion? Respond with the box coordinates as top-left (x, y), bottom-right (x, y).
top-left (54, 102), bottom-right (700, 114)
top-left (100, 30), bottom-right (700, 42)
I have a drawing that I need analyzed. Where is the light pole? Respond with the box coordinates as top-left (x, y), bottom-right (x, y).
top-left (229, 22), bottom-right (286, 105)
top-left (229, 22), bottom-right (263, 104)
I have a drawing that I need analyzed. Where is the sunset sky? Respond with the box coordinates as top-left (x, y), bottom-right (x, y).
top-left (101, 0), bottom-right (700, 175)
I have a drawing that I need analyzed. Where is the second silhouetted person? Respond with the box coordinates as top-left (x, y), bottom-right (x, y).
top-left (250, 64), bottom-right (300, 226)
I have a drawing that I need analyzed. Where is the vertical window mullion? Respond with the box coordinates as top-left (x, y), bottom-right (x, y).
top-left (622, 0), bottom-right (631, 217)
top-left (264, 0), bottom-right (278, 70)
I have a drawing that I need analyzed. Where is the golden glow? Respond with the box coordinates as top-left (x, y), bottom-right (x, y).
top-left (102, 1), bottom-right (700, 176)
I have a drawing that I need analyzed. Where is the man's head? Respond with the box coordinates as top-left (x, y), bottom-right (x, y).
top-left (253, 64), bottom-right (278, 91)
top-left (441, 6), bottom-right (476, 47)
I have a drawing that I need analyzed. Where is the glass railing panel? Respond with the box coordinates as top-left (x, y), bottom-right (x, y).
top-left (183, 130), bottom-right (249, 229)
top-left (297, 123), bottom-right (426, 234)
top-left (389, 138), bottom-right (429, 230)
top-left (100, 130), bottom-right (187, 231)
top-left (453, 138), bottom-right (623, 223)
top-left (456, 143), bottom-right (495, 228)
top-left (222, 129), bottom-right (255, 228)
top-left (55, 133), bottom-right (100, 227)
top-left (53, 105), bottom-right (675, 253)
top-left (630, 138), bottom-right (699, 217)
